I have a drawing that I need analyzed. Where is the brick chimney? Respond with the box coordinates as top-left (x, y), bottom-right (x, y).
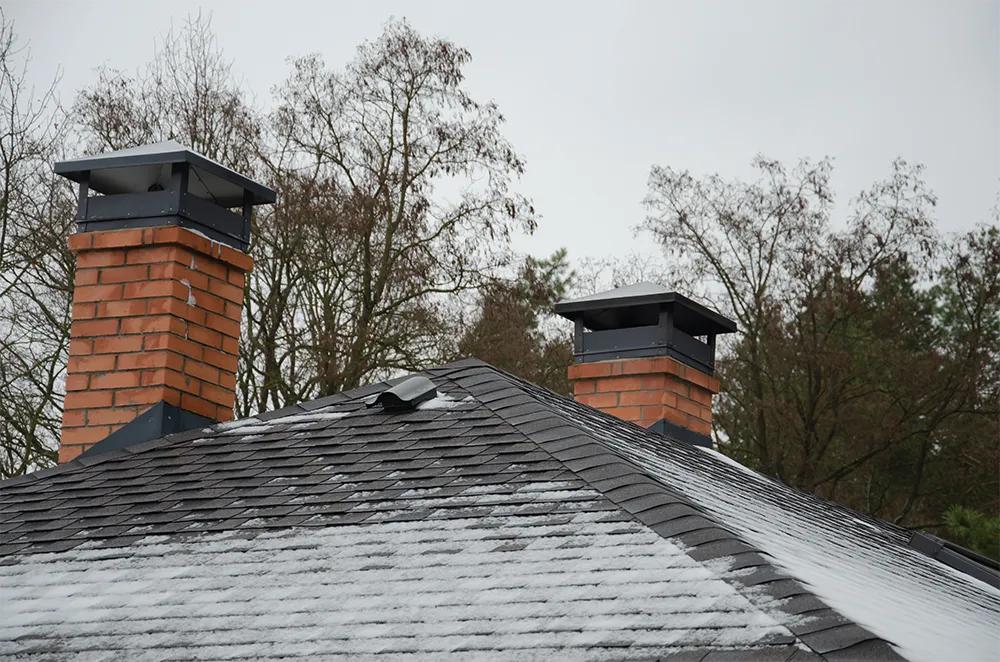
top-left (555, 283), bottom-right (736, 447)
top-left (55, 141), bottom-right (275, 463)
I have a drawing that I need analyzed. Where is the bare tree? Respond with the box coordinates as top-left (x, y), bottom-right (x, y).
top-left (0, 10), bottom-right (74, 477)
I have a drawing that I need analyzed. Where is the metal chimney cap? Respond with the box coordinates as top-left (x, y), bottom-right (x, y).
top-left (55, 140), bottom-right (276, 207)
top-left (555, 282), bottom-right (737, 337)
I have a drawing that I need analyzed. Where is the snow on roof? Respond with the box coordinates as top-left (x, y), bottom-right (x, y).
top-left (1, 487), bottom-right (801, 660)
top-left (2, 359), bottom-right (997, 660)
top-left (526, 384), bottom-right (1000, 662)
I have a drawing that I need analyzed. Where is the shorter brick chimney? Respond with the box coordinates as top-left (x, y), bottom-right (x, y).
top-left (55, 141), bottom-right (275, 462)
top-left (555, 283), bottom-right (736, 447)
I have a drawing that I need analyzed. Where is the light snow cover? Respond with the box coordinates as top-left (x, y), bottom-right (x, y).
top-left (1, 488), bottom-right (801, 661)
top-left (417, 392), bottom-right (462, 409)
top-left (556, 408), bottom-right (1000, 662)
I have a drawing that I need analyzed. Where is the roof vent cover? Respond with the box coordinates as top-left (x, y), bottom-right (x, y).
top-left (369, 376), bottom-right (437, 412)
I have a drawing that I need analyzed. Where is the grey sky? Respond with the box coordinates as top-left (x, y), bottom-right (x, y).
top-left (7, 0), bottom-right (999, 264)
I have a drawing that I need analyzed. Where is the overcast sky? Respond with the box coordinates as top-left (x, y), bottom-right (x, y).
top-left (7, 0), bottom-right (999, 264)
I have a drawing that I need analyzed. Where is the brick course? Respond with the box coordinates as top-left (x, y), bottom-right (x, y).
top-left (568, 356), bottom-right (718, 435)
top-left (59, 227), bottom-right (252, 463)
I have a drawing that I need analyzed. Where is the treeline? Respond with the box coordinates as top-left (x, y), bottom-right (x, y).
top-left (0, 12), bottom-right (996, 557)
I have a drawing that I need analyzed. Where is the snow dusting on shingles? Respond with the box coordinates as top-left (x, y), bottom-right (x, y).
top-left (416, 392), bottom-right (475, 410)
top-left (573, 418), bottom-right (1000, 662)
top-left (0, 508), bottom-right (797, 660)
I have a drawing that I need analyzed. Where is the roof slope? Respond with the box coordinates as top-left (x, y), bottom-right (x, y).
top-left (1, 359), bottom-right (997, 661)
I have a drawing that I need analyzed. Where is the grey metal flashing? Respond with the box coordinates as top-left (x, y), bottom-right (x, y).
top-left (648, 418), bottom-right (714, 448)
top-left (77, 402), bottom-right (214, 460)
top-left (908, 531), bottom-right (1000, 589)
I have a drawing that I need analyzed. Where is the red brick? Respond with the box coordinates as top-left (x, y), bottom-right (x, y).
top-left (189, 287), bottom-right (226, 315)
top-left (71, 318), bottom-right (120, 338)
top-left (662, 408), bottom-right (689, 428)
top-left (573, 380), bottom-right (596, 395)
top-left (126, 246), bottom-right (192, 266)
top-left (686, 369), bottom-right (710, 390)
top-left (218, 244), bottom-right (253, 272)
top-left (675, 396), bottom-right (702, 417)
top-left (221, 335), bottom-right (239, 355)
top-left (664, 377), bottom-right (690, 398)
top-left (100, 265), bottom-right (149, 284)
top-left (93, 336), bottom-right (144, 354)
top-left (68, 339), bottom-right (92, 356)
top-left (222, 301), bottom-right (243, 322)
top-left (227, 269), bottom-right (246, 288)
top-left (90, 372), bottom-right (141, 390)
top-left (117, 351), bottom-right (185, 372)
top-left (216, 407), bottom-right (235, 422)
top-left (147, 297), bottom-right (207, 325)
top-left (119, 315), bottom-right (187, 336)
top-left (92, 229), bottom-right (145, 249)
top-left (143, 334), bottom-right (203, 360)
top-left (58, 444), bottom-right (86, 463)
top-left (141, 368), bottom-right (194, 392)
top-left (68, 233), bottom-right (93, 251)
top-left (61, 410), bottom-right (87, 428)
top-left (688, 418), bottom-right (712, 435)
top-left (218, 371), bottom-right (237, 391)
top-left (194, 257), bottom-right (228, 281)
top-left (642, 375), bottom-right (666, 390)
top-left (181, 392), bottom-right (218, 419)
top-left (60, 425), bottom-right (112, 445)
top-left (576, 393), bottom-right (618, 409)
top-left (207, 277), bottom-right (244, 304)
top-left (74, 284), bottom-right (123, 303)
top-left (63, 390), bottom-right (113, 410)
top-left (619, 391), bottom-right (664, 407)
top-left (689, 387), bottom-right (713, 407)
top-left (205, 311), bottom-right (241, 339)
top-left (74, 269), bottom-right (99, 286)
top-left (66, 355), bottom-right (116, 373)
top-left (203, 347), bottom-right (238, 373)
top-left (567, 362), bottom-right (614, 380)
top-left (640, 405), bottom-right (666, 420)
top-left (187, 324), bottom-right (222, 349)
top-left (184, 359), bottom-right (220, 385)
top-left (65, 374), bottom-right (89, 391)
top-left (153, 226), bottom-right (212, 255)
top-left (605, 406), bottom-right (642, 421)
top-left (200, 382), bottom-right (234, 407)
top-left (698, 405), bottom-right (713, 423)
top-left (124, 280), bottom-right (189, 300)
top-left (72, 303), bottom-right (97, 320)
top-left (620, 356), bottom-right (686, 378)
top-left (98, 299), bottom-right (148, 318)
top-left (87, 408), bottom-right (141, 426)
top-left (115, 387), bottom-right (168, 407)
top-left (76, 251), bottom-right (125, 268)
top-left (596, 376), bottom-right (643, 393)
top-left (148, 261), bottom-right (207, 289)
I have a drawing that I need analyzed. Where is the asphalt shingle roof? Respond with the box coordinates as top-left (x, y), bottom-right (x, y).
top-left (1, 359), bottom-right (997, 661)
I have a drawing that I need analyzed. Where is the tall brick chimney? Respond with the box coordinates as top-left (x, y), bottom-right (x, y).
top-left (555, 283), bottom-right (737, 447)
top-left (55, 141), bottom-right (275, 462)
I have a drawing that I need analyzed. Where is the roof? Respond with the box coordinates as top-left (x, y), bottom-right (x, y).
top-left (55, 140), bottom-right (277, 206)
top-left (1, 359), bottom-right (998, 661)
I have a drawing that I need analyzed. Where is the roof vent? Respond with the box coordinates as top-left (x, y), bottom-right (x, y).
top-left (369, 376), bottom-right (437, 412)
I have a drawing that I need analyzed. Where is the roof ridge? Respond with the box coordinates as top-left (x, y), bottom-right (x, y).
top-left (439, 361), bottom-right (902, 660)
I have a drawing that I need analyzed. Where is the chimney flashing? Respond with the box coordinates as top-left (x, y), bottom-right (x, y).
top-left (76, 401), bottom-right (214, 460)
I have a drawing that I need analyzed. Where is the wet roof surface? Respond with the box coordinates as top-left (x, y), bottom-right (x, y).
top-left (1, 359), bottom-right (997, 661)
